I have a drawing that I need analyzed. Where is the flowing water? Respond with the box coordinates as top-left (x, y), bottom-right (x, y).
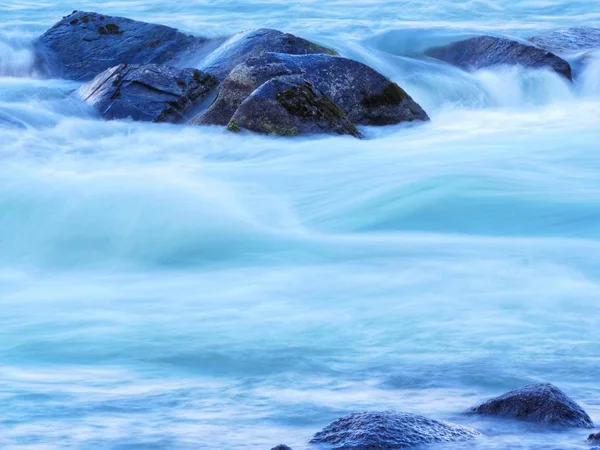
top-left (1, 1), bottom-right (600, 449)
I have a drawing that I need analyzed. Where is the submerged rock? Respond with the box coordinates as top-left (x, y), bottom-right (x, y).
top-left (589, 433), bottom-right (600, 444)
top-left (468, 383), bottom-right (594, 428)
top-left (530, 28), bottom-right (600, 53)
top-left (194, 52), bottom-right (428, 132)
top-left (196, 28), bottom-right (337, 81)
top-left (36, 11), bottom-right (205, 81)
top-left (271, 446), bottom-right (293, 450)
top-left (426, 36), bottom-right (572, 80)
top-left (309, 411), bottom-right (480, 449)
top-left (228, 75), bottom-right (362, 137)
top-left (79, 64), bottom-right (218, 123)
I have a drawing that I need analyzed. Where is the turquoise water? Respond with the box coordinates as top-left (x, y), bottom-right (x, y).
top-left (1, 1), bottom-right (600, 449)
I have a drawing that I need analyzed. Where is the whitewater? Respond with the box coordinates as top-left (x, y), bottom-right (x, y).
top-left (1, 0), bottom-right (600, 449)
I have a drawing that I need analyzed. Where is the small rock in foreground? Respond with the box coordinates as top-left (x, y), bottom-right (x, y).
top-left (467, 383), bottom-right (595, 428)
top-left (309, 411), bottom-right (480, 449)
top-left (589, 433), bottom-right (600, 444)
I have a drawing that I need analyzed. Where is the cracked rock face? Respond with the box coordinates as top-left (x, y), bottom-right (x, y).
top-left (78, 64), bottom-right (218, 123)
top-left (228, 75), bottom-right (362, 138)
top-left (308, 411), bottom-right (480, 449)
top-left (36, 11), bottom-right (205, 81)
top-left (194, 52), bottom-right (429, 130)
top-left (468, 383), bottom-right (595, 428)
top-left (426, 36), bottom-right (573, 80)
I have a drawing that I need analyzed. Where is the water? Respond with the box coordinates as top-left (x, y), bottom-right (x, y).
top-left (1, 1), bottom-right (600, 449)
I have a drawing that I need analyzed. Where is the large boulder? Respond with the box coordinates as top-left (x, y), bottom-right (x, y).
top-left (228, 75), bottom-right (362, 137)
top-left (530, 28), bottom-right (600, 53)
top-left (426, 36), bottom-right (572, 80)
top-left (467, 383), bottom-right (594, 428)
top-left (35, 11), bottom-right (206, 81)
top-left (195, 28), bottom-right (337, 81)
top-left (308, 411), bottom-right (480, 449)
top-left (78, 64), bottom-right (218, 123)
top-left (194, 53), bottom-right (429, 129)
top-left (35, 12), bottom-right (337, 82)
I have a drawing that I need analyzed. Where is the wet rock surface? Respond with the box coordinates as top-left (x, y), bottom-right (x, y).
top-left (309, 411), bottom-right (480, 449)
top-left (426, 36), bottom-right (573, 80)
top-left (36, 11), bottom-right (205, 81)
top-left (195, 28), bottom-right (337, 81)
top-left (194, 52), bottom-right (429, 130)
top-left (37, 11), bottom-right (428, 137)
top-left (228, 75), bottom-right (362, 137)
top-left (530, 28), bottom-right (600, 53)
top-left (78, 64), bottom-right (218, 123)
top-left (468, 383), bottom-right (595, 428)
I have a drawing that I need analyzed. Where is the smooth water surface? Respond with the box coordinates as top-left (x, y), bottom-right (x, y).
top-left (1, 1), bottom-right (600, 449)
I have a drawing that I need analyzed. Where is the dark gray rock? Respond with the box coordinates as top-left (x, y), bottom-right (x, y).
top-left (195, 28), bottom-right (337, 81)
top-left (426, 36), bottom-right (572, 80)
top-left (271, 446), bottom-right (293, 450)
top-left (589, 433), bottom-right (600, 444)
top-left (36, 11), bottom-right (206, 81)
top-left (530, 28), bottom-right (600, 53)
top-left (194, 53), bottom-right (428, 129)
top-left (468, 383), bottom-right (594, 428)
top-left (78, 64), bottom-right (218, 123)
top-left (228, 75), bottom-right (362, 138)
top-left (309, 411), bottom-right (480, 449)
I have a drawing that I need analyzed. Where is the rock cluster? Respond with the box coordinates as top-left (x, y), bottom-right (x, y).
top-left (34, 11), bottom-right (428, 137)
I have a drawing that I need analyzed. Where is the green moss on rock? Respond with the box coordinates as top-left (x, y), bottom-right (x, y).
top-left (361, 83), bottom-right (408, 108)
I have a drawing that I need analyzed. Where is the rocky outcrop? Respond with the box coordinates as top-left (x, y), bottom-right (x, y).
top-left (530, 28), bottom-right (600, 53)
top-left (194, 52), bottom-right (429, 131)
top-left (467, 383), bottom-right (594, 428)
top-left (78, 64), bottom-right (218, 123)
top-left (36, 12), bottom-right (428, 137)
top-left (36, 11), bottom-right (206, 81)
top-left (35, 12), bottom-right (337, 83)
top-left (426, 36), bottom-right (573, 80)
top-left (195, 28), bottom-right (337, 81)
top-left (308, 411), bottom-right (480, 449)
top-left (228, 75), bottom-right (362, 137)
top-left (270, 446), bottom-right (293, 450)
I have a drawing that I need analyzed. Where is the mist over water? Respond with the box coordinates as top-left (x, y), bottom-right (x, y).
top-left (1, 1), bottom-right (600, 449)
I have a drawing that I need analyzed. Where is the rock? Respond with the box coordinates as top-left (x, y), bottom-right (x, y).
top-left (78, 64), bottom-right (218, 123)
top-left (589, 433), bottom-right (600, 444)
top-left (194, 52), bottom-right (428, 130)
top-left (228, 75), bottom-right (362, 137)
top-left (468, 383), bottom-right (594, 428)
top-left (271, 446), bottom-right (293, 450)
top-left (195, 28), bottom-right (337, 81)
top-left (426, 36), bottom-right (572, 80)
top-left (35, 12), bottom-right (337, 82)
top-left (309, 411), bottom-right (480, 449)
top-left (35, 11), bottom-right (206, 81)
top-left (530, 28), bottom-right (600, 53)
